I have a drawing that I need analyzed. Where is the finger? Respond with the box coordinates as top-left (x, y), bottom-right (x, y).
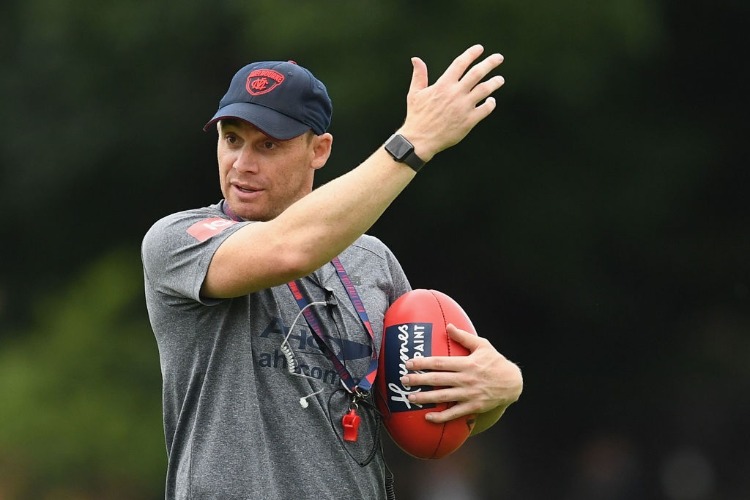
top-left (469, 74), bottom-right (505, 105)
top-left (406, 354), bottom-right (466, 373)
top-left (425, 400), bottom-right (483, 424)
top-left (459, 52), bottom-right (504, 92)
top-left (400, 369), bottom-right (464, 389)
top-left (471, 96), bottom-right (498, 123)
top-left (446, 323), bottom-right (484, 352)
top-left (407, 386), bottom-right (471, 407)
top-left (436, 44), bottom-right (486, 84)
top-left (408, 56), bottom-right (429, 95)
top-left (452, 97), bottom-right (499, 139)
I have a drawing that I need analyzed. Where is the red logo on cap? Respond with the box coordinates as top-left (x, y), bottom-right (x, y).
top-left (246, 69), bottom-right (285, 96)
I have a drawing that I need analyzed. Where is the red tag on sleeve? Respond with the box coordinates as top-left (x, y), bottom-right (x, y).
top-left (186, 218), bottom-right (238, 242)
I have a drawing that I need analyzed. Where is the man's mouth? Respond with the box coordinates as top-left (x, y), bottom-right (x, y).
top-left (232, 182), bottom-right (261, 193)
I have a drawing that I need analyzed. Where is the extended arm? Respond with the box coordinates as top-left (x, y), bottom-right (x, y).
top-left (202, 45), bottom-right (505, 298)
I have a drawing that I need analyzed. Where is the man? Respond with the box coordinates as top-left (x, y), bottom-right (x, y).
top-left (142, 44), bottom-right (523, 499)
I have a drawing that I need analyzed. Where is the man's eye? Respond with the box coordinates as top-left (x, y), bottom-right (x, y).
top-left (263, 141), bottom-right (276, 149)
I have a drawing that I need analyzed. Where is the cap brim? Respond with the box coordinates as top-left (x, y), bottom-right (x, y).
top-left (203, 102), bottom-right (310, 140)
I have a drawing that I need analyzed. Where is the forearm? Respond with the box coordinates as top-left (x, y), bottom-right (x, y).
top-left (223, 145), bottom-right (418, 293)
top-left (277, 146), bottom-right (414, 254)
top-left (471, 404), bottom-right (507, 436)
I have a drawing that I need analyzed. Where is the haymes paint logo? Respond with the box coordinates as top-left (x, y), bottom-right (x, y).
top-left (384, 322), bottom-right (435, 412)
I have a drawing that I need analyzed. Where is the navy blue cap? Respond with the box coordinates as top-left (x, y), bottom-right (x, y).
top-left (204, 60), bottom-right (332, 140)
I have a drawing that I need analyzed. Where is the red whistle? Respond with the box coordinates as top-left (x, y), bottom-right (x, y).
top-left (341, 409), bottom-right (361, 442)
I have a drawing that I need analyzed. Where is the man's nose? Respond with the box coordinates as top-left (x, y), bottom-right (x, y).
top-left (233, 146), bottom-right (259, 172)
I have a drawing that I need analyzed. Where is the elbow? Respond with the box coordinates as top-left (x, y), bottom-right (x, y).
top-left (272, 246), bottom-right (323, 283)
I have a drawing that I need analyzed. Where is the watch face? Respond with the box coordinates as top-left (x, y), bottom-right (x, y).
top-left (385, 134), bottom-right (424, 171)
top-left (386, 135), bottom-right (413, 161)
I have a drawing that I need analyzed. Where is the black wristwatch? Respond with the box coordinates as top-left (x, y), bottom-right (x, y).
top-left (384, 133), bottom-right (425, 172)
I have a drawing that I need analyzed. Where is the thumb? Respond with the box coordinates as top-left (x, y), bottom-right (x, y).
top-left (408, 57), bottom-right (428, 95)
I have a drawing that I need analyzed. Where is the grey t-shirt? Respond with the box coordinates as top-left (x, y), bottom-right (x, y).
top-left (142, 202), bottom-right (410, 499)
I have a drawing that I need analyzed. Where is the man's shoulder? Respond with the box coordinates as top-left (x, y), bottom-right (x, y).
top-left (141, 202), bottom-right (240, 262)
top-left (343, 234), bottom-right (404, 275)
top-left (143, 203), bottom-right (232, 242)
top-left (350, 234), bottom-right (392, 258)
top-left (146, 203), bottom-right (223, 231)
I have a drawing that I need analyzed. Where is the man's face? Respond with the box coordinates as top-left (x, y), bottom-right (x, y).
top-left (216, 119), bottom-right (330, 221)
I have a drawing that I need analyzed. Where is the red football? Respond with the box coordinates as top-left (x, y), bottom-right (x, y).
top-left (376, 289), bottom-right (477, 459)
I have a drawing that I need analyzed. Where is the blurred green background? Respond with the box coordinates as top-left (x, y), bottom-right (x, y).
top-left (1, 0), bottom-right (747, 498)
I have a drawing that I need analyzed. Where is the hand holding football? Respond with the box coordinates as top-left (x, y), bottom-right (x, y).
top-left (376, 289), bottom-right (477, 459)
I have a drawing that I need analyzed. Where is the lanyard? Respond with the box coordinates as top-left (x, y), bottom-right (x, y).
top-left (218, 200), bottom-right (377, 394)
top-left (287, 257), bottom-right (378, 394)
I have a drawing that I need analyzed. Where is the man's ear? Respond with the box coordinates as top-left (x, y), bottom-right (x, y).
top-left (311, 133), bottom-right (333, 170)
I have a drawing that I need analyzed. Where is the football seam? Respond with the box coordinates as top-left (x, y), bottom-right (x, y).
top-left (430, 289), bottom-right (451, 459)
top-left (430, 289), bottom-right (453, 356)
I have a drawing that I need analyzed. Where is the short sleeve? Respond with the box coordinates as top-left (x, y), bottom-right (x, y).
top-left (141, 210), bottom-right (249, 304)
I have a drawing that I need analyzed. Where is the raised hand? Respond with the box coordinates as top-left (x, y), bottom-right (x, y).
top-left (399, 44), bottom-right (506, 163)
